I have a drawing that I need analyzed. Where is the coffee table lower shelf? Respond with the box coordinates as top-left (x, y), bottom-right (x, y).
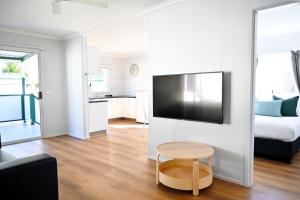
top-left (158, 159), bottom-right (213, 192)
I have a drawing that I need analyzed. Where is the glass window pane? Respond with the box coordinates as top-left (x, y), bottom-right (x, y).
top-left (89, 68), bottom-right (110, 93)
top-left (256, 53), bottom-right (297, 100)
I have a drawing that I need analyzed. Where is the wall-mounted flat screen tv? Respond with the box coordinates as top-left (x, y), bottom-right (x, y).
top-left (153, 71), bottom-right (224, 124)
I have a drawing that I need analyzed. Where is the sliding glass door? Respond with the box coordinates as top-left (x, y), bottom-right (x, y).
top-left (0, 48), bottom-right (43, 144)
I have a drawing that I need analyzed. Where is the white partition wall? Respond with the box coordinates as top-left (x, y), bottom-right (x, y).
top-left (147, 0), bottom-right (291, 187)
top-left (64, 35), bottom-right (89, 139)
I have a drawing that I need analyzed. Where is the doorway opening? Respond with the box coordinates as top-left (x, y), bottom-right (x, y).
top-left (251, 2), bottom-right (300, 195)
top-left (0, 49), bottom-right (42, 144)
top-left (86, 16), bottom-right (149, 138)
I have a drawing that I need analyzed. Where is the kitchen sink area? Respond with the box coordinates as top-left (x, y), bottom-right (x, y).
top-left (89, 95), bottom-right (136, 101)
top-left (86, 47), bottom-right (149, 137)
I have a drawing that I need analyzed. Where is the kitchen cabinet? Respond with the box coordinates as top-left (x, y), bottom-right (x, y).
top-left (108, 98), bottom-right (122, 119)
top-left (107, 99), bottom-right (114, 119)
top-left (107, 98), bottom-right (136, 119)
top-left (89, 101), bottom-right (108, 133)
top-left (122, 98), bottom-right (136, 119)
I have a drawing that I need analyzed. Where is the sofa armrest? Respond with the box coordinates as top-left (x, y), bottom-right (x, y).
top-left (0, 153), bottom-right (54, 170)
top-left (0, 150), bottom-right (15, 163)
top-left (0, 153), bottom-right (59, 200)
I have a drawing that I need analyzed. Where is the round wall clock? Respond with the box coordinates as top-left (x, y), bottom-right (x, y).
top-left (130, 64), bottom-right (139, 76)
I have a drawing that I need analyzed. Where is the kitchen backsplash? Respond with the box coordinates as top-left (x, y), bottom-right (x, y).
top-left (89, 79), bottom-right (136, 97)
top-left (110, 80), bottom-right (136, 96)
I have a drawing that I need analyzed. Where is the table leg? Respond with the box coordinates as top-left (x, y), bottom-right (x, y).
top-left (193, 159), bottom-right (199, 196)
top-left (156, 153), bottom-right (160, 185)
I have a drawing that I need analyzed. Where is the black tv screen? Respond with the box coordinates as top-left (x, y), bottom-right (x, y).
top-left (153, 71), bottom-right (224, 124)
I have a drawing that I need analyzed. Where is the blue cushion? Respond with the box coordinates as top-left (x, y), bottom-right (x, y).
top-left (255, 100), bottom-right (283, 117)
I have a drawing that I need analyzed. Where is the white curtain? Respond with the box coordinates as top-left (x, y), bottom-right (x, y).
top-left (291, 50), bottom-right (300, 93)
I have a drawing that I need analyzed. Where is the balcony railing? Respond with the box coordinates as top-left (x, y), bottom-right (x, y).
top-left (0, 93), bottom-right (39, 125)
top-left (0, 77), bottom-right (40, 125)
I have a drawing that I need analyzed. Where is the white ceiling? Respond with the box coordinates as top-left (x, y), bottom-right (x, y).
top-left (0, 0), bottom-right (166, 39)
top-left (257, 3), bottom-right (300, 38)
top-left (87, 16), bottom-right (148, 58)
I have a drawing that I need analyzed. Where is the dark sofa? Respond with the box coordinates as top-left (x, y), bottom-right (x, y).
top-left (0, 135), bottom-right (59, 200)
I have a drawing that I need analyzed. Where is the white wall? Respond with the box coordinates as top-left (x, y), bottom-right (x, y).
top-left (64, 35), bottom-right (88, 139)
top-left (257, 32), bottom-right (300, 55)
top-left (147, 0), bottom-right (290, 186)
top-left (87, 16), bottom-right (148, 58)
top-left (123, 55), bottom-right (149, 91)
top-left (98, 55), bottom-right (132, 95)
top-left (0, 30), bottom-right (66, 137)
top-left (91, 54), bottom-right (148, 96)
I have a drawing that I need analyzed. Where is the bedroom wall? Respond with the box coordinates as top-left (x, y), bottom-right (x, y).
top-left (257, 32), bottom-right (300, 55)
top-left (147, 0), bottom-right (292, 186)
top-left (0, 30), bottom-right (66, 138)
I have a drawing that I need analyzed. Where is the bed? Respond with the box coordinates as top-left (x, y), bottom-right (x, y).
top-left (254, 115), bottom-right (300, 162)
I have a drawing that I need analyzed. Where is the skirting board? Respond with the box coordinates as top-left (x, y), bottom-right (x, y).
top-left (148, 153), bottom-right (246, 187)
top-left (90, 130), bottom-right (107, 137)
top-left (43, 132), bottom-right (67, 138)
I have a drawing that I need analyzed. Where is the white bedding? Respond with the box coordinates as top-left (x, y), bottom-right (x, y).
top-left (255, 115), bottom-right (300, 142)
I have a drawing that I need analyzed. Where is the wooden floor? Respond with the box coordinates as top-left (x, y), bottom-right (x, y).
top-left (3, 119), bottom-right (300, 200)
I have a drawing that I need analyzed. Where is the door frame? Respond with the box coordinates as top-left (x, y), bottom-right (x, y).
top-left (0, 42), bottom-right (45, 145)
top-left (249, 0), bottom-right (300, 186)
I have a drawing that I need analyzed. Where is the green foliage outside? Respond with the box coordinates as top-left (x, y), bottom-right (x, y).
top-left (2, 62), bottom-right (21, 74)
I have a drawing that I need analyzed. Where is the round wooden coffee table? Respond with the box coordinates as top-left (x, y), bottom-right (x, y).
top-left (156, 142), bottom-right (214, 196)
